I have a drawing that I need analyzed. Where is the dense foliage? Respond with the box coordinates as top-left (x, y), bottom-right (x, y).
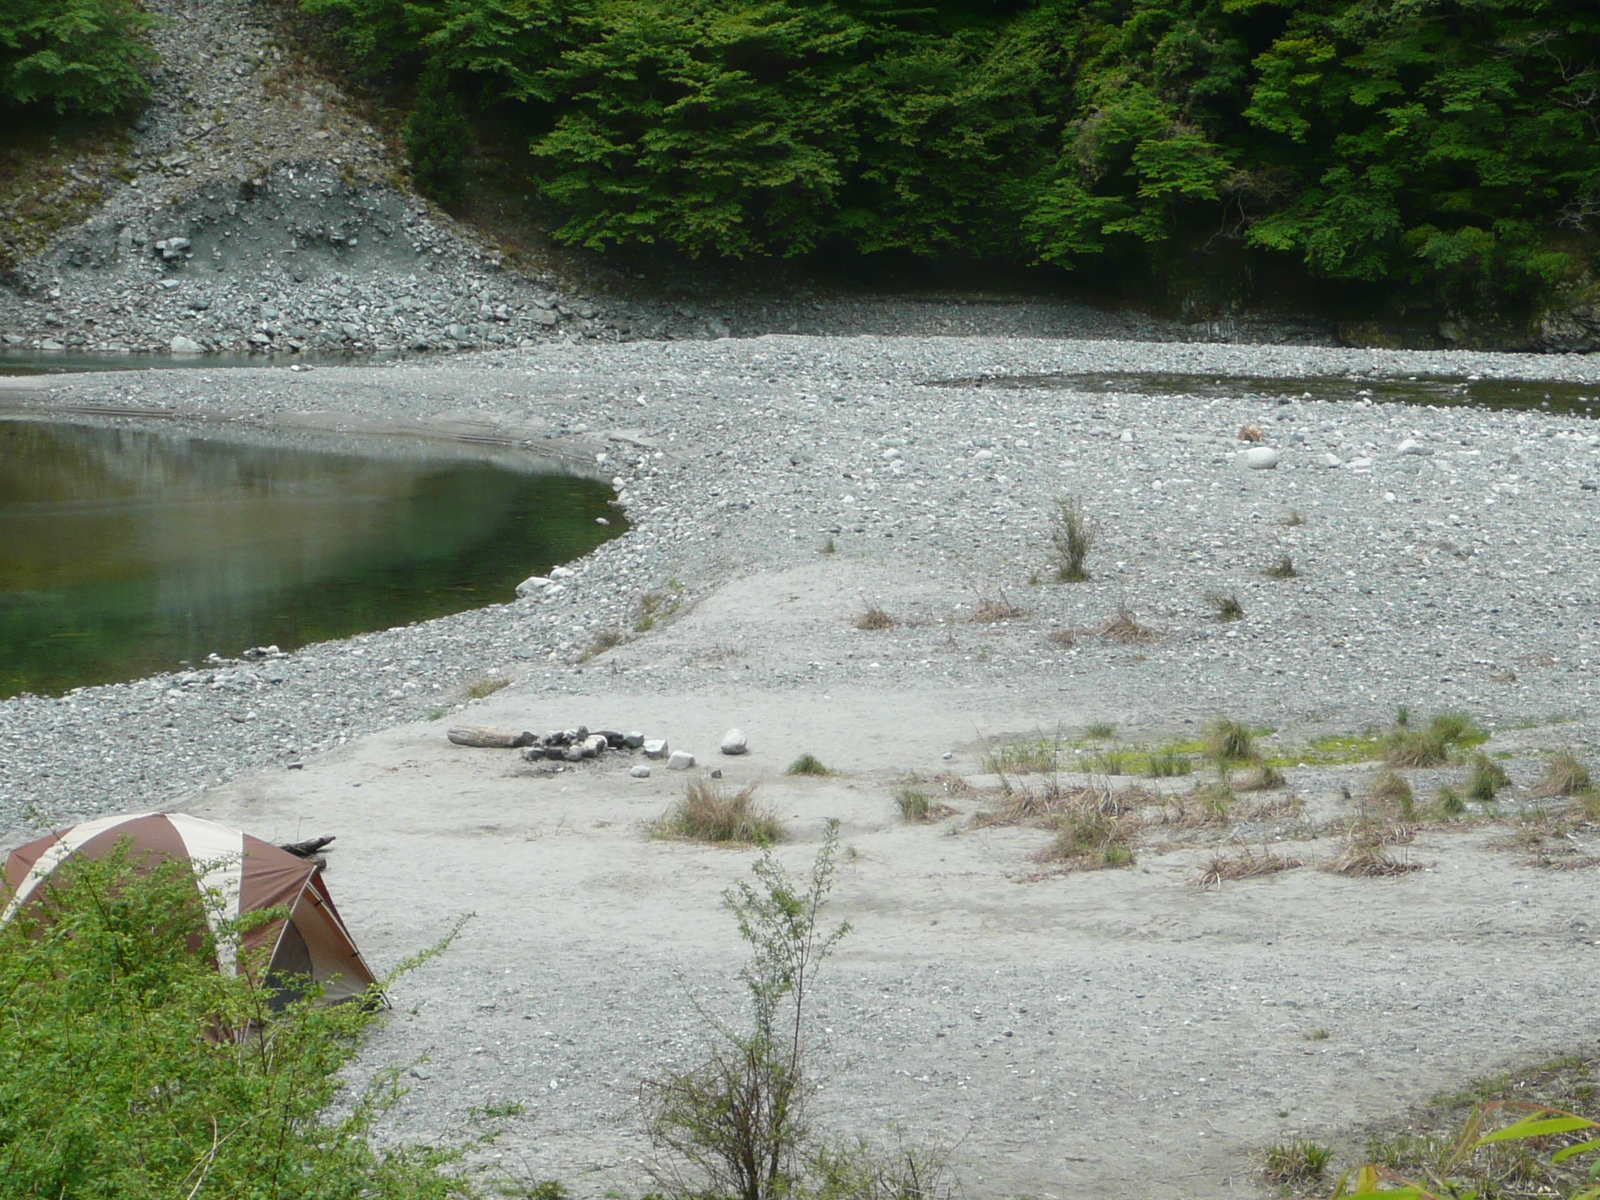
top-left (0, 0), bottom-right (154, 114)
top-left (292, 0), bottom-right (1600, 307)
top-left (0, 847), bottom-right (471, 1200)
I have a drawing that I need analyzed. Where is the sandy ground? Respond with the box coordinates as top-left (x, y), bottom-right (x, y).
top-left (192, 611), bottom-right (1600, 1200)
top-left (9, 335), bottom-right (1600, 1198)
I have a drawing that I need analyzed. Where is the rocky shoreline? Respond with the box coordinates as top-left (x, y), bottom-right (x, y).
top-left (4, 333), bottom-right (1600, 844)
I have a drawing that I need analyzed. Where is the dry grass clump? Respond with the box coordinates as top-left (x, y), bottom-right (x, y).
top-left (656, 778), bottom-right (785, 846)
top-left (1191, 846), bottom-right (1305, 889)
top-left (1535, 750), bottom-right (1592, 798)
top-left (1046, 628), bottom-right (1077, 648)
top-left (1322, 821), bottom-right (1421, 877)
top-left (1265, 554), bottom-right (1298, 579)
top-left (1261, 1137), bottom-right (1332, 1187)
top-left (976, 778), bottom-right (1150, 829)
top-left (1235, 763), bottom-right (1286, 791)
top-left (1099, 602), bottom-right (1156, 643)
top-left (968, 590), bottom-right (1027, 623)
top-left (1033, 810), bottom-right (1137, 871)
top-left (1368, 770), bottom-right (1418, 820)
top-left (1158, 783), bottom-right (1235, 829)
top-left (854, 601), bottom-right (896, 631)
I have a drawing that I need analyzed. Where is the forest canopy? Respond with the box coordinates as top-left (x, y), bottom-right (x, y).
top-left (10, 0), bottom-right (1600, 310)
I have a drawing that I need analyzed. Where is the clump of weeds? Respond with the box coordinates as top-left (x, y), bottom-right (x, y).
top-left (1261, 1137), bottom-right (1332, 1186)
top-left (655, 778), bottom-right (785, 846)
top-left (464, 674), bottom-right (512, 699)
top-left (1191, 846), bottom-right (1304, 889)
top-left (1535, 750), bottom-right (1592, 798)
top-left (1382, 709), bottom-right (1487, 767)
top-left (1265, 554), bottom-right (1298, 579)
top-left (1033, 810), bottom-right (1137, 871)
top-left (853, 599), bottom-right (896, 630)
top-left (1099, 602), bottom-right (1155, 643)
top-left (980, 733), bottom-right (1059, 775)
top-left (1369, 770), bottom-right (1417, 821)
top-left (1206, 592), bottom-right (1244, 622)
top-left (1466, 753), bottom-right (1510, 802)
top-left (1049, 495), bottom-right (1095, 582)
top-left (785, 753), bottom-right (834, 777)
top-left (968, 587), bottom-right (1027, 623)
top-left (894, 787), bottom-right (952, 823)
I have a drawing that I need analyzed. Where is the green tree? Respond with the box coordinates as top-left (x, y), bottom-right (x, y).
top-left (0, 0), bottom-right (155, 114)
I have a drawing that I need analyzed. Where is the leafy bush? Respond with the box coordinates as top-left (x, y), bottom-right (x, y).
top-left (405, 64), bottom-right (472, 204)
top-left (0, 0), bottom-right (155, 114)
top-left (0, 846), bottom-right (469, 1199)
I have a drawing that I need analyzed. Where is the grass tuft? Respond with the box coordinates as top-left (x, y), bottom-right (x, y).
top-left (1204, 717), bottom-right (1257, 766)
top-left (577, 629), bottom-right (626, 662)
top-left (1466, 753), bottom-right (1511, 802)
top-left (969, 590), bottom-right (1027, 623)
top-left (464, 675), bottom-right (512, 699)
top-left (1050, 495), bottom-right (1096, 582)
top-left (785, 753), bottom-right (833, 777)
top-left (1262, 1138), bottom-right (1332, 1186)
top-left (1144, 747), bottom-right (1193, 778)
top-left (1235, 763), bottom-right (1286, 791)
top-left (1535, 750), bottom-right (1592, 797)
top-left (894, 787), bottom-right (952, 823)
top-left (655, 778), bottom-right (784, 846)
top-left (1206, 592), bottom-right (1244, 622)
top-left (1435, 785), bottom-right (1466, 817)
top-left (1265, 554), bottom-right (1298, 579)
top-left (1034, 810), bottom-right (1136, 871)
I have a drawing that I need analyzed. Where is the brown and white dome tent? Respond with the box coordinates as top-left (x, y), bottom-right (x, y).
top-left (2, 812), bottom-right (378, 1004)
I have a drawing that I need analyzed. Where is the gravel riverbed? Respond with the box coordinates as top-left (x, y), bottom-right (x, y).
top-left (6, 332), bottom-right (1600, 1198)
top-left (4, 333), bottom-right (1600, 838)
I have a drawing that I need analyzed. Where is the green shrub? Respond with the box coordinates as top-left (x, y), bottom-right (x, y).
top-left (1204, 717), bottom-right (1256, 767)
top-left (404, 65), bottom-right (471, 205)
top-left (0, 846), bottom-right (469, 1199)
top-left (0, 0), bottom-right (155, 114)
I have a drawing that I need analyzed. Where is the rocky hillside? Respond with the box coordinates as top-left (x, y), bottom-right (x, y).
top-left (0, 0), bottom-right (653, 356)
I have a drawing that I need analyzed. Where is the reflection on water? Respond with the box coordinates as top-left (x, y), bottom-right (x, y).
top-left (0, 420), bottom-right (623, 697)
top-left (928, 371), bottom-right (1600, 417)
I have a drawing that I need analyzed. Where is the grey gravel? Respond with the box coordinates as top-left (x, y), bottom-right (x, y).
top-left (4, 333), bottom-right (1600, 845)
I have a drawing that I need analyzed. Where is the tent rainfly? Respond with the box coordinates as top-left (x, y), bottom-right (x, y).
top-left (2, 812), bottom-right (378, 1005)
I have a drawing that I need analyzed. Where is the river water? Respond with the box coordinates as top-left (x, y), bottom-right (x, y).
top-left (0, 418), bottom-right (621, 697)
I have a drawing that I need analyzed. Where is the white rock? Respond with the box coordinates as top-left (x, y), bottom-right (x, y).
top-left (582, 734), bottom-right (608, 757)
top-left (1397, 438), bottom-right (1431, 455)
top-left (1120, 429), bottom-right (1134, 442)
top-left (515, 575), bottom-right (550, 598)
top-left (1236, 446), bottom-right (1280, 470)
top-left (1320, 452), bottom-right (1343, 468)
top-left (1348, 455), bottom-right (1374, 470)
top-left (630, 765), bottom-right (651, 779)
top-left (643, 738), bottom-right (669, 759)
top-left (169, 335), bottom-right (204, 354)
top-left (550, 565), bottom-right (576, 579)
top-left (666, 750), bottom-right (696, 771)
top-left (720, 728), bottom-right (748, 755)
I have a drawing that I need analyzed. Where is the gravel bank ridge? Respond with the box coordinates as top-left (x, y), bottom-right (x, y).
top-left (4, 333), bottom-right (1600, 844)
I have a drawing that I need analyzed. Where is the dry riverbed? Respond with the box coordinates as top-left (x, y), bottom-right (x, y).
top-left (5, 332), bottom-right (1600, 1197)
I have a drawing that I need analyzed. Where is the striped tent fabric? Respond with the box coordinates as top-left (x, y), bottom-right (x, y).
top-left (2, 812), bottom-right (377, 1005)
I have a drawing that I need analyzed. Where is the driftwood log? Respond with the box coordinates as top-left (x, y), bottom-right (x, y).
top-left (447, 726), bottom-right (535, 749)
top-left (279, 835), bottom-right (336, 858)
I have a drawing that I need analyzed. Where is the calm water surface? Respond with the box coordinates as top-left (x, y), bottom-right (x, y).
top-left (0, 420), bottom-right (622, 697)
